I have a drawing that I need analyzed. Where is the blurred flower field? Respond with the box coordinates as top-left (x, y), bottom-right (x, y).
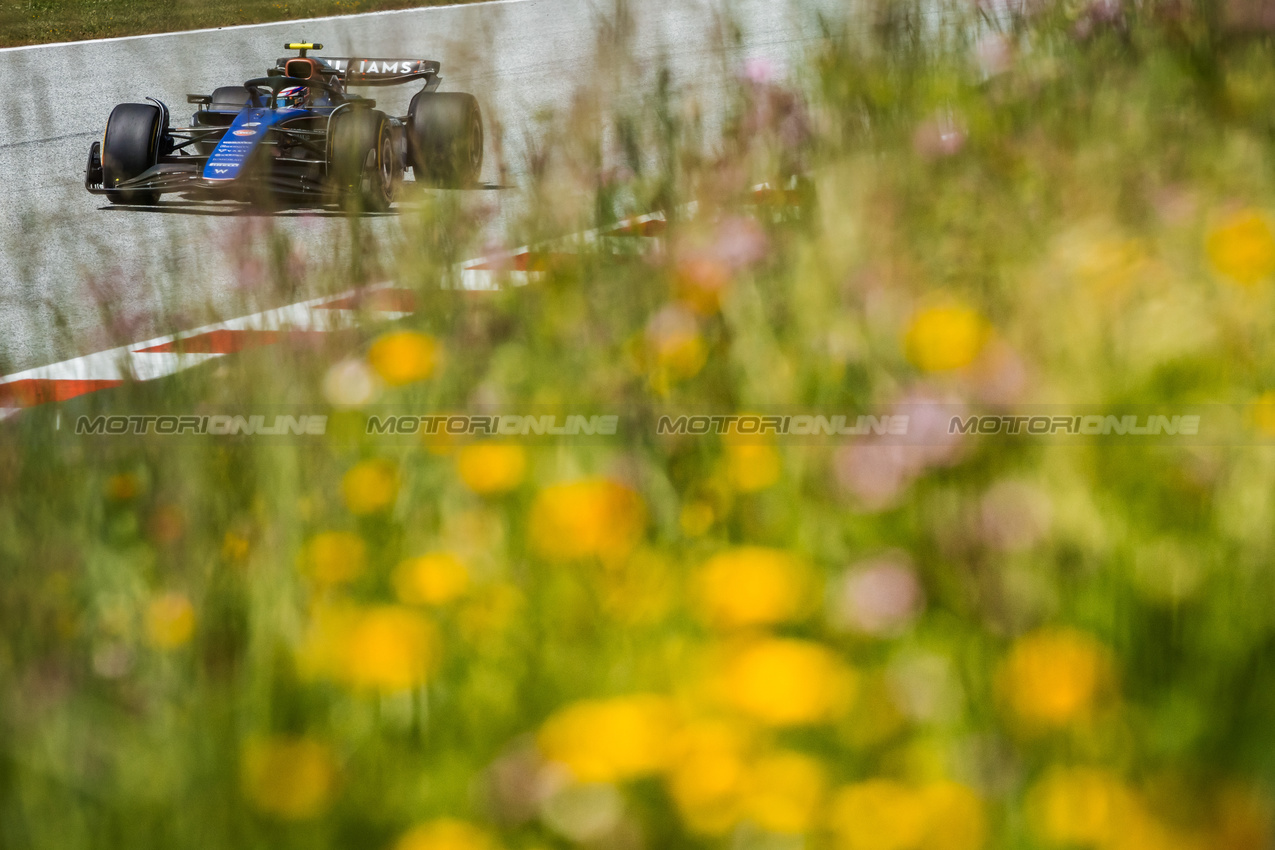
top-left (6, 1), bottom-right (1275, 848)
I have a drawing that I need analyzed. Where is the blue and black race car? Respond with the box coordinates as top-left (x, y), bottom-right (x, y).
top-left (85, 42), bottom-right (483, 209)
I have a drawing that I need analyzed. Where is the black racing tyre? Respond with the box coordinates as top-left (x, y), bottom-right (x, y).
top-left (407, 91), bottom-right (483, 187)
top-left (102, 102), bottom-right (164, 205)
top-left (329, 109), bottom-right (397, 212)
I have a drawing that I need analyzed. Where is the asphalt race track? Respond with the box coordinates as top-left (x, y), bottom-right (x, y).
top-left (0, 0), bottom-right (843, 376)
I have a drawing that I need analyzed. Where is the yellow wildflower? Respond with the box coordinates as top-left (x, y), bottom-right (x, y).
top-left (998, 628), bottom-right (1111, 727)
top-left (342, 458), bottom-right (399, 515)
top-left (394, 552), bottom-right (470, 606)
top-left (666, 720), bottom-right (752, 835)
top-left (457, 444), bottom-right (527, 494)
top-left (645, 304), bottom-right (708, 381)
top-left (828, 780), bottom-right (929, 850)
top-left (300, 531), bottom-right (367, 586)
top-left (144, 592), bottom-right (195, 649)
top-left (695, 547), bottom-right (813, 629)
top-left (368, 330), bottom-right (439, 385)
top-left (241, 736), bottom-right (336, 820)
top-left (1025, 767), bottom-right (1134, 847)
top-left (300, 604), bottom-right (438, 692)
top-left (1207, 209), bottom-right (1275, 284)
top-left (742, 751), bottom-right (826, 834)
top-left (724, 443), bottom-right (781, 492)
top-left (1251, 391), bottom-right (1275, 436)
top-left (717, 638), bottom-right (856, 726)
top-left (829, 780), bottom-right (986, 850)
top-left (904, 304), bottom-right (988, 372)
top-left (343, 606), bottom-right (438, 691)
top-left (394, 818), bottom-right (501, 850)
top-left (918, 782), bottom-right (987, 850)
top-left (528, 479), bottom-right (646, 561)
top-left (538, 695), bottom-right (678, 782)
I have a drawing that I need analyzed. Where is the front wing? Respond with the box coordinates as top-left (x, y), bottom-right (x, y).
top-left (86, 121), bottom-right (337, 200)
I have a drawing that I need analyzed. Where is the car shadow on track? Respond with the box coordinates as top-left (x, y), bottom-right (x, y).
top-left (97, 203), bottom-right (394, 218)
top-left (95, 183), bottom-right (511, 216)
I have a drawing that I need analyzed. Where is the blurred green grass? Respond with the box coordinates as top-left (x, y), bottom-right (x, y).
top-left (0, 0), bottom-right (483, 48)
top-left (6, 1), bottom-right (1275, 848)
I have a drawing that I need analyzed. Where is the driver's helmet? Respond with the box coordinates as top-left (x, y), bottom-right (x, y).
top-left (278, 85), bottom-right (308, 108)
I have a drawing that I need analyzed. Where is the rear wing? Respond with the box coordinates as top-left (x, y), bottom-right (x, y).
top-left (274, 56), bottom-right (441, 86)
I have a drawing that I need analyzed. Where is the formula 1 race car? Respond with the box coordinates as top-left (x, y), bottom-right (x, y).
top-left (85, 42), bottom-right (483, 209)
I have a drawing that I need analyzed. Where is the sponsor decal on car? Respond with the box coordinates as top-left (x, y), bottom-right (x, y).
top-left (308, 57), bottom-right (435, 77)
top-left (356, 59), bottom-right (419, 74)
top-left (202, 109), bottom-right (294, 181)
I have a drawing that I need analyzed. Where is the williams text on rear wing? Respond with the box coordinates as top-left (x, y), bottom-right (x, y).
top-left (275, 57), bottom-right (442, 86)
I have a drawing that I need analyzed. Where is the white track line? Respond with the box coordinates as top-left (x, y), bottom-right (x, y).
top-left (0, 185), bottom-right (794, 411)
top-left (0, 230), bottom-right (631, 403)
top-left (0, 283), bottom-right (401, 387)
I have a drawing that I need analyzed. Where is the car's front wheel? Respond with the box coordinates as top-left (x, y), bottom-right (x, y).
top-left (101, 102), bottom-right (165, 205)
top-left (330, 109), bottom-right (398, 212)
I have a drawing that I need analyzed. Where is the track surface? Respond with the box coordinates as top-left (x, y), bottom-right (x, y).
top-left (0, 0), bottom-right (838, 375)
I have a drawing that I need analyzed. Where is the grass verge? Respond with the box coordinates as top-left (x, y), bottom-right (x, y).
top-left (0, 0), bottom-right (485, 49)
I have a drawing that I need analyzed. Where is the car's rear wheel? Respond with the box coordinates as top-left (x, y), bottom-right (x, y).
top-left (407, 92), bottom-right (483, 188)
top-left (330, 109), bottom-right (397, 212)
top-left (102, 102), bottom-right (164, 205)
